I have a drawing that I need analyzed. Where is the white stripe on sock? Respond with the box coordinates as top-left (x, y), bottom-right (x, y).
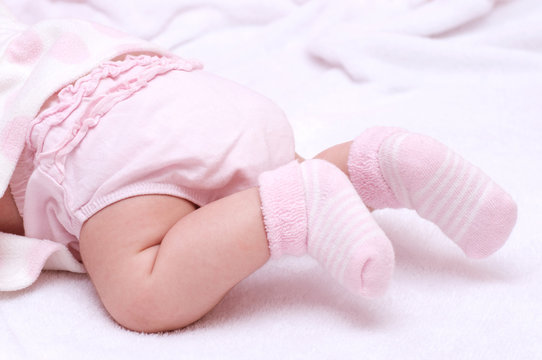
top-left (422, 156), bottom-right (471, 223)
top-left (310, 192), bottom-right (361, 260)
top-left (302, 162), bottom-right (363, 262)
top-left (320, 214), bottom-right (360, 272)
top-left (412, 148), bottom-right (454, 205)
top-left (447, 180), bottom-right (492, 243)
top-left (303, 162), bottom-right (320, 233)
top-left (322, 212), bottom-right (373, 273)
top-left (437, 166), bottom-right (481, 231)
top-left (328, 220), bottom-right (377, 280)
top-left (380, 133), bottom-right (412, 207)
top-left (417, 152), bottom-right (461, 216)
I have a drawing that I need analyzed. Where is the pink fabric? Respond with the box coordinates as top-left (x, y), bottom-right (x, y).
top-left (10, 55), bottom-right (295, 252)
top-left (348, 127), bottom-right (518, 259)
top-left (455, 183), bottom-right (518, 259)
top-left (258, 160), bottom-right (308, 258)
top-left (0, 116), bottom-right (31, 163)
top-left (342, 236), bottom-right (395, 298)
top-left (259, 158), bottom-right (395, 297)
top-left (347, 127), bottom-right (405, 209)
top-left (5, 30), bottom-right (43, 65)
top-left (0, 17), bottom-right (174, 203)
top-left (0, 15), bottom-right (194, 291)
top-left (49, 32), bottom-right (90, 64)
top-left (301, 159), bottom-right (394, 297)
top-left (385, 132), bottom-right (518, 259)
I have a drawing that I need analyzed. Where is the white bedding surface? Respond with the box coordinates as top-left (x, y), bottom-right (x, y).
top-left (1, 0), bottom-right (541, 358)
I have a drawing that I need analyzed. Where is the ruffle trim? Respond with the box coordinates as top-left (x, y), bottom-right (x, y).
top-left (26, 54), bottom-right (202, 180)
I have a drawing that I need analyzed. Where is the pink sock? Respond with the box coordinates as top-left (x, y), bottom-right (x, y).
top-left (259, 160), bottom-right (394, 297)
top-left (348, 127), bottom-right (518, 259)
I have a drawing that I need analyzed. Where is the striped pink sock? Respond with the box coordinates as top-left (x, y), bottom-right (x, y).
top-left (348, 127), bottom-right (518, 259)
top-left (259, 160), bottom-right (394, 297)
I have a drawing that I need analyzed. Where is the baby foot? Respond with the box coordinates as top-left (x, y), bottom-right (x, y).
top-left (348, 127), bottom-right (517, 259)
top-left (259, 160), bottom-right (395, 297)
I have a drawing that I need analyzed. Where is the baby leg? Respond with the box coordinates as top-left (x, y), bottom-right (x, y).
top-left (79, 159), bottom-right (394, 333)
top-left (80, 190), bottom-right (271, 333)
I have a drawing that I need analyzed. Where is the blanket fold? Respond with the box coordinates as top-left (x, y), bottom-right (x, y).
top-left (0, 233), bottom-right (85, 291)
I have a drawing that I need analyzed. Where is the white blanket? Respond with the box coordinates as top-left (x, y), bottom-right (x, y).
top-left (1, 0), bottom-right (541, 358)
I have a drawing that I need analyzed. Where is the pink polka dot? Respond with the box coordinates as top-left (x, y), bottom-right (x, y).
top-left (0, 115), bottom-right (31, 162)
top-left (6, 30), bottom-right (43, 64)
top-left (50, 33), bottom-right (90, 64)
top-left (92, 22), bottom-right (128, 38)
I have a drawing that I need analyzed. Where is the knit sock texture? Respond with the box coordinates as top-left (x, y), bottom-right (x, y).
top-left (348, 127), bottom-right (518, 259)
top-left (258, 160), bottom-right (308, 258)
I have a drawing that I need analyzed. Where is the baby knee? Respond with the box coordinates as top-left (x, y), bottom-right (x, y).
top-left (102, 286), bottom-right (201, 333)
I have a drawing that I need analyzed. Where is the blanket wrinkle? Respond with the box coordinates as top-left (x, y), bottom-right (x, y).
top-left (0, 308), bottom-right (28, 359)
top-left (307, 0), bottom-right (542, 88)
top-left (310, 31), bottom-right (542, 86)
top-left (314, 0), bottom-right (496, 39)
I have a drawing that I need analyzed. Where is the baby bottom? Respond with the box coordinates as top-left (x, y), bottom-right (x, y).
top-left (12, 55), bottom-right (295, 256)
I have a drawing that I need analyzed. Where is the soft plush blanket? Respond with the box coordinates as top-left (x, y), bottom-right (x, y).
top-left (1, 0), bottom-right (540, 359)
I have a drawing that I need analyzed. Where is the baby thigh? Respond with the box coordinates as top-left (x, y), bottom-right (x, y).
top-left (79, 190), bottom-right (270, 333)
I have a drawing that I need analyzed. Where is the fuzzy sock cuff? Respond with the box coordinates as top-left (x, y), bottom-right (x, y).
top-left (258, 160), bottom-right (308, 258)
top-left (348, 127), bottom-right (405, 209)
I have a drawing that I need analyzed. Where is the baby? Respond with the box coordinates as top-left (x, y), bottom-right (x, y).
top-left (0, 8), bottom-right (517, 333)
